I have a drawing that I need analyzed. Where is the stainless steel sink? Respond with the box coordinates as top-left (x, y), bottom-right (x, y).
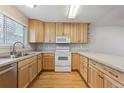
top-left (0, 52), bottom-right (35, 59)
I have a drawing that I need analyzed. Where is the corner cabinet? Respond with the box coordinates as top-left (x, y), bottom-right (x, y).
top-left (44, 22), bottom-right (56, 43)
top-left (28, 19), bottom-right (44, 43)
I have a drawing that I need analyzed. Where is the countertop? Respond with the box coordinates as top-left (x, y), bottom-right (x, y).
top-left (79, 52), bottom-right (124, 73)
top-left (0, 51), bottom-right (124, 73)
top-left (0, 51), bottom-right (42, 67)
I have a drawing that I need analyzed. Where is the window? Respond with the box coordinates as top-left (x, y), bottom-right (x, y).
top-left (0, 13), bottom-right (27, 45)
top-left (0, 14), bottom-right (4, 43)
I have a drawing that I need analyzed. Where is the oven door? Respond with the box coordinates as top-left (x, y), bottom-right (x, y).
top-left (55, 52), bottom-right (71, 66)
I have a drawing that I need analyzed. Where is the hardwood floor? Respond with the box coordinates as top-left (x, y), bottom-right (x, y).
top-left (29, 71), bottom-right (88, 88)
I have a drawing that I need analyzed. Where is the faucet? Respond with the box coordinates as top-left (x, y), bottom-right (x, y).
top-left (10, 42), bottom-right (25, 58)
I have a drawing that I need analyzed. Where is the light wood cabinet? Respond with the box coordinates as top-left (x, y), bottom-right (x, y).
top-left (80, 55), bottom-right (88, 82)
top-left (88, 65), bottom-right (104, 88)
top-left (37, 54), bottom-right (43, 73)
top-left (104, 74), bottom-right (124, 88)
top-left (72, 53), bottom-right (80, 70)
top-left (43, 53), bottom-right (55, 70)
top-left (18, 64), bottom-right (30, 88)
top-left (18, 56), bottom-right (38, 88)
top-left (30, 59), bottom-right (38, 81)
top-left (56, 23), bottom-right (64, 36)
top-left (28, 19), bottom-right (44, 43)
top-left (63, 23), bottom-right (71, 37)
top-left (71, 24), bottom-right (80, 43)
top-left (44, 22), bottom-right (56, 43)
top-left (79, 23), bottom-right (88, 43)
top-left (28, 20), bottom-right (89, 43)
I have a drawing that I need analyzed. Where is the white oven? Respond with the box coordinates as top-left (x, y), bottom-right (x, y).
top-left (55, 51), bottom-right (71, 66)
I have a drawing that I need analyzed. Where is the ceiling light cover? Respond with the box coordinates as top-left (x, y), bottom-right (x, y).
top-left (26, 5), bottom-right (36, 8)
top-left (68, 5), bottom-right (80, 19)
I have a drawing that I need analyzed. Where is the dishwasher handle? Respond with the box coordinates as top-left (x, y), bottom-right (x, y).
top-left (0, 66), bottom-right (15, 75)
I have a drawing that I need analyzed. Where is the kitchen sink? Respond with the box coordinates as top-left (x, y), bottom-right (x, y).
top-left (0, 52), bottom-right (35, 59)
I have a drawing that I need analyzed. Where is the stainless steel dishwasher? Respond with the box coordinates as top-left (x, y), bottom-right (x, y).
top-left (0, 63), bottom-right (17, 88)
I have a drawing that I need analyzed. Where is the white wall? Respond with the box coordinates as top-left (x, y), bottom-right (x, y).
top-left (89, 26), bottom-right (124, 56)
top-left (0, 5), bottom-right (28, 25)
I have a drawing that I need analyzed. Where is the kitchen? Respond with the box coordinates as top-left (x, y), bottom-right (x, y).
top-left (0, 4), bottom-right (124, 89)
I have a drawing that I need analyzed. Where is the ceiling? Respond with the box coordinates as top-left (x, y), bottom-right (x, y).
top-left (15, 5), bottom-right (124, 26)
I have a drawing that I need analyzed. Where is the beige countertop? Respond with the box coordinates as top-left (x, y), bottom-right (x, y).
top-left (79, 52), bottom-right (124, 73)
top-left (0, 51), bottom-right (41, 67)
top-left (1, 51), bottom-right (124, 73)
top-left (0, 51), bottom-right (55, 67)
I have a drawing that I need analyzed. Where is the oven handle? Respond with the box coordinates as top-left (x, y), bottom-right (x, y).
top-left (0, 66), bottom-right (15, 75)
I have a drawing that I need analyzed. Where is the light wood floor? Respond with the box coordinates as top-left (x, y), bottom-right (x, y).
top-left (29, 71), bottom-right (88, 88)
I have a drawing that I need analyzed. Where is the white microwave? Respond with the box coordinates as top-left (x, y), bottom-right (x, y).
top-left (56, 36), bottom-right (70, 43)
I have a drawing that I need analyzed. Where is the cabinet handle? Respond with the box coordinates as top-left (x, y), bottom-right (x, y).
top-left (98, 74), bottom-right (104, 79)
top-left (92, 62), bottom-right (96, 65)
top-left (108, 71), bottom-right (118, 78)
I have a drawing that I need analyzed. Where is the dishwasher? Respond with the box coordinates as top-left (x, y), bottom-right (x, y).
top-left (0, 63), bottom-right (17, 88)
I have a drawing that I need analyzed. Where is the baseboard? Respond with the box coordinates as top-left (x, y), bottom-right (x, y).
top-left (77, 70), bottom-right (90, 88)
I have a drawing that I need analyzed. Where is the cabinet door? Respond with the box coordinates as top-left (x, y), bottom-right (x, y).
top-left (72, 53), bottom-right (80, 70)
top-left (18, 64), bottom-right (30, 88)
top-left (30, 60), bottom-right (38, 81)
top-left (63, 23), bottom-right (71, 37)
top-left (28, 19), bottom-right (44, 43)
top-left (56, 23), bottom-right (64, 36)
top-left (71, 24), bottom-right (80, 43)
top-left (79, 23), bottom-right (88, 43)
top-left (88, 65), bottom-right (104, 88)
top-left (44, 22), bottom-right (56, 43)
top-left (43, 54), bottom-right (49, 70)
top-left (104, 75), bottom-right (124, 88)
top-left (43, 53), bottom-right (55, 70)
top-left (38, 54), bottom-right (42, 73)
top-left (37, 21), bottom-right (44, 42)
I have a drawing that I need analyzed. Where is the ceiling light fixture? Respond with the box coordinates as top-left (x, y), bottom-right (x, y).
top-left (68, 5), bottom-right (80, 19)
top-left (26, 5), bottom-right (36, 8)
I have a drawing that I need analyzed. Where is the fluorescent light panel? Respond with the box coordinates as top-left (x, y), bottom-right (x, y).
top-left (68, 5), bottom-right (80, 19)
top-left (26, 5), bottom-right (36, 8)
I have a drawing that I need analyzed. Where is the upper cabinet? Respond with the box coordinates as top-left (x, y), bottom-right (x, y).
top-left (79, 23), bottom-right (88, 43)
top-left (56, 23), bottom-right (64, 36)
top-left (44, 22), bottom-right (56, 43)
top-left (71, 23), bottom-right (80, 43)
top-left (28, 19), bottom-right (44, 43)
top-left (28, 19), bottom-right (89, 43)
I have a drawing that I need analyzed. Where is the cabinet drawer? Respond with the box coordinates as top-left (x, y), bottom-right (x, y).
top-left (102, 65), bottom-right (124, 85)
top-left (80, 55), bottom-right (88, 63)
top-left (89, 59), bottom-right (124, 85)
top-left (104, 74), bottom-right (124, 88)
top-left (18, 56), bottom-right (37, 68)
top-left (89, 59), bottom-right (103, 71)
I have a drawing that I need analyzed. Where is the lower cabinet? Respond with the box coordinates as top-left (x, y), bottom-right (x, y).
top-left (43, 53), bottom-right (55, 70)
top-left (30, 60), bottom-right (38, 81)
top-left (87, 59), bottom-right (124, 88)
top-left (72, 53), bottom-right (80, 70)
top-left (79, 55), bottom-right (88, 82)
top-left (18, 56), bottom-right (38, 88)
top-left (88, 65), bottom-right (104, 88)
top-left (104, 74), bottom-right (124, 88)
top-left (18, 64), bottom-right (30, 88)
top-left (37, 54), bottom-right (43, 73)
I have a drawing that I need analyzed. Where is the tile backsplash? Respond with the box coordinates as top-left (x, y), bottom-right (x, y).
top-left (30, 43), bottom-right (89, 52)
